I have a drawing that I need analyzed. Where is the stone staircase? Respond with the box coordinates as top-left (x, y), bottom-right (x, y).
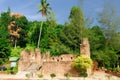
top-left (16, 63), bottom-right (42, 78)
top-left (25, 63), bottom-right (42, 71)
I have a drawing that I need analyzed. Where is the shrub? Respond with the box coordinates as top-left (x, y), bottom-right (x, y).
top-left (116, 68), bottom-right (120, 72)
top-left (10, 46), bottom-right (23, 57)
top-left (79, 72), bottom-right (88, 77)
top-left (73, 55), bottom-right (93, 72)
top-left (5, 66), bottom-right (18, 74)
top-left (26, 73), bottom-right (30, 78)
top-left (38, 74), bottom-right (43, 78)
top-left (12, 66), bottom-right (18, 74)
top-left (64, 73), bottom-right (71, 77)
top-left (5, 66), bottom-right (11, 74)
top-left (107, 67), bottom-right (112, 71)
top-left (50, 73), bottom-right (56, 78)
top-left (113, 68), bottom-right (120, 72)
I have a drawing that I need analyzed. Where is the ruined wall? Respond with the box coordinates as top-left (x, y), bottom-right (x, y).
top-left (18, 49), bottom-right (41, 71)
top-left (18, 48), bottom-right (79, 76)
top-left (80, 38), bottom-right (90, 57)
top-left (49, 54), bottom-right (76, 62)
top-left (37, 61), bottom-right (78, 76)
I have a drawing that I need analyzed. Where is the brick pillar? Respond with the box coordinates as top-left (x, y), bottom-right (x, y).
top-left (80, 38), bottom-right (91, 76)
top-left (35, 48), bottom-right (42, 64)
top-left (80, 38), bottom-right (90, 57)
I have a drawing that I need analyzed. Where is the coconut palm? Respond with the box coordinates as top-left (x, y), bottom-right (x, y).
top-left (37, 0), bottom-right (51, 48)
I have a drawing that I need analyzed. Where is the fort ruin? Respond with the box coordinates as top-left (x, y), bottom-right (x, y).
top-left (18, 38), bottom-right (91, 77)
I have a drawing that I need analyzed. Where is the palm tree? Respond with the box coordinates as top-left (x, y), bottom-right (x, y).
top-left (37, 0), bottom-right (51, 48)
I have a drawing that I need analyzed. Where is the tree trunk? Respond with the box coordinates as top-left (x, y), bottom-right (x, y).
top-left (14, 39), bottom-right (17, 48)
top-left (37, 18), bottom-right (44, 48)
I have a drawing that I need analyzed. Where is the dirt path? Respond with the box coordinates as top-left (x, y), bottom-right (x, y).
top-left (0, 71), bottom-right (120, 80)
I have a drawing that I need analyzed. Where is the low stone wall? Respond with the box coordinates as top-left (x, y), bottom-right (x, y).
top-left (37, 61), bottom-right (78, 77)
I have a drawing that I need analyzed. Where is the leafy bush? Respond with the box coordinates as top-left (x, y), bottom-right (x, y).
top-left (38, 74), bottom-right (43, 78)
top-left (117, 68), bottom-right (120, 72)
top-left (10, 46), bottom-right (23, 57)
top-left (5, 66), bottom-right (18, 74)
top-left (50, 73), bottom-right (56, 78)
top-left (73, 55), bottom-right (93, 72)
top-left (113, 68), bottom-right (120, 72)
top-left (13, 66), bottom-right (18, 74)
top-left (116, 68), bottom-right (120, 72)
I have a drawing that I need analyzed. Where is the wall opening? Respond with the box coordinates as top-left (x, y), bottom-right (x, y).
top-left (52, 58), bottom-right (54, 60)
top-left (61, 57), bottom-right (63, 60)
top-left (57, 59), bottom-right (59, 62)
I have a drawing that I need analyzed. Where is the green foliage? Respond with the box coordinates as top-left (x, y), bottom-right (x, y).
top-left (5, 66), bottom-right (18, 74)
top-left (69, 6), bottom-right (84, 26)
top-left (91, 50), bottom-right (118, 68)
top-left (38, 0), bottom-right (51, 17)
top-left (50, 73), bottom-right (56, 78)
top-left (90, 26), bottom-right (105, 51)
top-left (98, 3), bottom-right (120, 50)
top-left (28, 21), bottom-right (41, 46)
top-left (79, 72), bottom-right (88, 77)
top-left (38, 74), bottom-right (44, 78)
top-left (0, 9), bottom-right (11, 30)
top-left (107, 67), bottom-right (112, 71)
top-left (59, 6), bottom-right (87, 55)
top-left (6, 66), bottom-right (11, 74)
top-left (73, 55), bottom-right (93, 72)
top-left (0, 38), bottom-right (11, 64)
top-left (10, 46), bottom-right (23, 57)
top-left (113, 68), bottom-right (120, 72)
top-left (13, 65), bottom-right (18, 74)
top-left (0, 9), bottom-right (11, 65)
top-left (25, 44), bottom-right (36, 51)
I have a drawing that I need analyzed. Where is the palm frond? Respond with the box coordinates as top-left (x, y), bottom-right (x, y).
top-left (41, 0), bottom-right (46, 5)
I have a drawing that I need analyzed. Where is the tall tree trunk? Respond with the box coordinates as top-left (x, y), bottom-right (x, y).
top-left (37, 18), bottom-right (44, 48)
top-left (14, 39), bottom-right (17, 48)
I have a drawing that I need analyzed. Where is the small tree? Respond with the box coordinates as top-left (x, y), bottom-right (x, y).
top-left (73, 55), bottom-right (93, 76)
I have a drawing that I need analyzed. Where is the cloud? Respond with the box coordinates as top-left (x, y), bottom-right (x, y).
top-left (25, 14), bottom-right (42, 21)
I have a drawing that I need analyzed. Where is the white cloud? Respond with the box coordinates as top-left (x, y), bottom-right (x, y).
top-left (25, 14), bottom-right (42, 21)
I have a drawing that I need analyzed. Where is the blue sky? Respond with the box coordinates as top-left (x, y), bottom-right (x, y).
top-left (0, 0), bottom-right (120, 24)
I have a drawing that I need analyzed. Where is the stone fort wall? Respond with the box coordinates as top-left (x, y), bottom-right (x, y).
top-left (18, 38), bottom-right (91, 76)
top-left (18, 48), bottom-right (78, 76)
